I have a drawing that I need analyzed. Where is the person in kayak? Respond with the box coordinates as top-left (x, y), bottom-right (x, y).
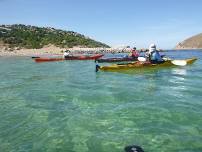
top-left (131, 47), bottom-right (139, 58)
top-left (63, 50), bottom-right (71, 59)
top-left (148, 43), bottom-right (164, 64)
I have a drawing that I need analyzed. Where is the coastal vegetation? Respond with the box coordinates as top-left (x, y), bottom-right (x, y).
top-left (175, 33), bottom-right (202, 49)
top-left (0, 24), bottom-right (110, 49)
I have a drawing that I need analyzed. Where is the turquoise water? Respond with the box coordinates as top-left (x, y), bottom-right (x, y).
top-left (0, 50), bottom-right (202, 152)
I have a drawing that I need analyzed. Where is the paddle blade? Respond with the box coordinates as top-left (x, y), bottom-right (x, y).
top-left (138, 57), bottom-right (146, 62)
top-left (162, 56), bottom-right (171, 61)
top-left (171, 60), bottom-right (187, 66)
top-left (96, 64), bottom-right (100, 72)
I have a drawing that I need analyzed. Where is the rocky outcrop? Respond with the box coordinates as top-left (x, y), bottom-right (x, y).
top-left (175, 33), bottom-right (202, 49)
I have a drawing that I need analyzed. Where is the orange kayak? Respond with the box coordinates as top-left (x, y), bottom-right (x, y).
top-left (35, 54), bottom-right (103, 62)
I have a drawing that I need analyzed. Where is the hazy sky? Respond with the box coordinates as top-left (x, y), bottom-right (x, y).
top-left (1, 0), bottom-right (202, 48)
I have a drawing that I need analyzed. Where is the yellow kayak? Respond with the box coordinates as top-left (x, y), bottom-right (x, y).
top-left (96, 58), bottom-right (197, 72)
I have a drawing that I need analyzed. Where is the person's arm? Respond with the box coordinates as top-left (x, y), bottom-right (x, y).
top-left (135, 51), bottom-right (139, 57)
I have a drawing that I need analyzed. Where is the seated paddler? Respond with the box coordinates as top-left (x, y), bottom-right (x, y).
top-left (63, 50), bottom-right (71, 59)
top-left (148, 43), bottom-right (164, 64)
top-left (131, 47), bottom-right (139, 58)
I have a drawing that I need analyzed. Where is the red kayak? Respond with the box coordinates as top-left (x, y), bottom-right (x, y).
top-left (35, 54), bottom-right (103, 62)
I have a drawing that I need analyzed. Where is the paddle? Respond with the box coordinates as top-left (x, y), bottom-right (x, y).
top-left (162, 56), bottom-right (188, 66)
top-left (171, 60), bottom-right (187, 66)
top-left (137, 57), bottom-right (146, 62)
top-left (96, 64), bottom-right (100, 72)
top-left (161, 55), bottom-right (188, 66)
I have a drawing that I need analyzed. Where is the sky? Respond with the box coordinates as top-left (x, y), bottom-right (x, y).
top-left (1, 0), bottom-right (202, 49)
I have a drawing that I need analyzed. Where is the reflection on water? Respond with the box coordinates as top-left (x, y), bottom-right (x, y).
top-left (169, 68), bottom-right (187, 84)
top-left (171, 68), bottom-right (187, 76)
top-left (164, 68), bottom-right (188, 98)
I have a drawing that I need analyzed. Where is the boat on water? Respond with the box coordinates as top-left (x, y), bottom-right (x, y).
top-left (95, 57), bottom-right (138, 63)
top-left (96, 58), bottom-right (197, 72)
top-left (34, 54), bottom-right (103, 62)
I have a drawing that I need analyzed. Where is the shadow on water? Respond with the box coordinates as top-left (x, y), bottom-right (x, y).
top-left (171, 68), bottom-right (187, 76)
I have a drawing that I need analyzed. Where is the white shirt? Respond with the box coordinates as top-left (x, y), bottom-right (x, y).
top-left (63, 52), bottom-right (70, 57)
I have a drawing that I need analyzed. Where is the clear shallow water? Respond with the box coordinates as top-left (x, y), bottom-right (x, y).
top-left (0, 50), bottom-right (202, 152)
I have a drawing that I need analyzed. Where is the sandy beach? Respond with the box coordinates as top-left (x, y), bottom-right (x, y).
top-left (0, 45), bottom-right (64, 56)
top-left (0, 45), bottom-right (133, 57)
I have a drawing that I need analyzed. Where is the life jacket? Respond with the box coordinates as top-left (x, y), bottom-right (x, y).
top-left (131, 50), bottom-right (139, 57)
top-left (150, 51), bottom-right (163, 61)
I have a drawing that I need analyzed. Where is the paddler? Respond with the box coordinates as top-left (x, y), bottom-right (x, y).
top-left (130, 47), bottom-right (139, 58)
top-left (148, 43), bottom-right (164, 64)
top-left (63, 50), bottom-right (71, 59)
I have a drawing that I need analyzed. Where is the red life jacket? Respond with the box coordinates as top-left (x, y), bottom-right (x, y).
top-left (132, 50), bottom-right (139, 57)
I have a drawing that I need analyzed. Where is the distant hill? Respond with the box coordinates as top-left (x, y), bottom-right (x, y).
top-left (0, 24), bottom-right (110, 49)
top-left (175, 33), bottom-right (202, 49)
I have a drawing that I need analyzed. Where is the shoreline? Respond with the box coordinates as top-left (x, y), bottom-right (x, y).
top-left (174, 48), bottom-right (202, 50)
top-left (1, 47), bottom-right (202, 57)
top-left (0, 46), bottom-right (132, 57)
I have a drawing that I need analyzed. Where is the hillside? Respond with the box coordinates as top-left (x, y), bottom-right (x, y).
top-left (0, 24), bottom-right (110, 49)
top-left (175, 33), bottom-right (202, 49)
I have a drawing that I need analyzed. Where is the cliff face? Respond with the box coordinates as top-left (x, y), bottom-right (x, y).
top-left (175, 33), bottom-right (202, 49)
